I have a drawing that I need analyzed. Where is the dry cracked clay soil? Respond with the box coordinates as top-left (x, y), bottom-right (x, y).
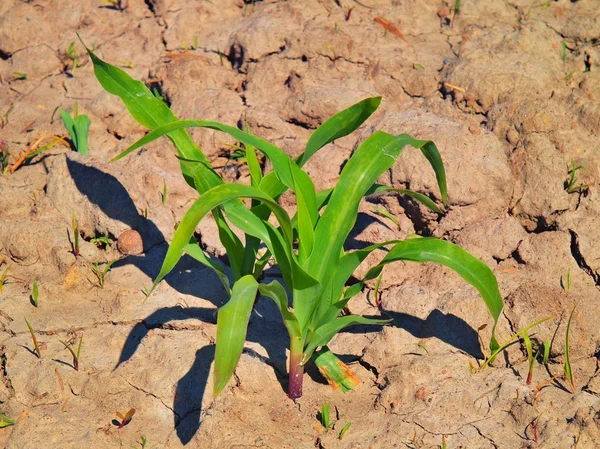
top-left (1, 0), bottom-right (600, 448)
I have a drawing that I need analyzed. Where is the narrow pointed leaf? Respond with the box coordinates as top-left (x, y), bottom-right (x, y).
top-left (214, 275), bottom-right (259, 395)
top-left (73, 115), bottom-right (90, 155)
top-left (82, 41), bottom-right (208, 187)
top-left (299, 97), bottom-right (382, 166)
top-left (365, 237), bottom-right (503, 351)
top-left (183, 241), bottom-right (231, 295)
top-left (367, 185), bottom-right (443, 214)
top-left (149, 182), bottom-right (292, 294)
top-left (258, 280), bottom-right (301, 338)
top-left (303, 315), bottom-right (391, 362)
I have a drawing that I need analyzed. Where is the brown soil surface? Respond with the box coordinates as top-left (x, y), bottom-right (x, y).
top-left (1, 0), bottom-right (600, 448)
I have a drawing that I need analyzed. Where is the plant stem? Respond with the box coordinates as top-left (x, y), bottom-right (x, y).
top-left (288, 337), bottom-right (304, 400)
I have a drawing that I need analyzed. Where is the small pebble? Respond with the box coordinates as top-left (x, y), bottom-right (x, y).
top-left (117, 229), bottom-right (144, 255)
top-left (469, 124), bottom-right (481, 135)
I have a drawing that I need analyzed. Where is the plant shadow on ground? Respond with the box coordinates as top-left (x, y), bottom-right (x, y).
top-left (68, 159), bottom-right (483, 445)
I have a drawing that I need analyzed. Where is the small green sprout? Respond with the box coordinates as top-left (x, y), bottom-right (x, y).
top-left (564, 302), bottom-right (577, 392)
top-left (372, 270), bottom-right (383, 308)
top-left (415, 342), bottom-right (429, 355)
top-left (59, 334), bottom-right (83, 371)
top-left (65, 42), bottom-right (80, 72)
top-left (566, 160), bottom-right (589, 194)
top-left (90, 235), bottom-right (112, 249)
top-left (561, 41), bottom-right (567, 63)
top-left (161, 179), bottom-right (167, 205)
top-left (542, 339), bottom-right (551, 366)
top-left (523, 330), bottom-right (541, 385)
top-left (72, 212), bottom-right (80, 257)
top-left (479, 317), bottom-right (552, 371)
top-left (192, 36), bottom-right (198, 50)
top-left (61, 105), bottom-right (90, 155)
top-left (320, 402), bottom-right (331, 429)
top-left (24, 318), bottom-right (41, 358)
top-left (91, 260), bottom-right (117, 288)
top-left (0, 140), bottom-right (9, 174)
top-left (0, 264), bottom-right (11, 294)
top-left (0, 413), bottom-right (14, 428)
top-left (372, 205), bottom-right (399, 228)
top-left (31, 279), bottom-right (39, 307)
top-left (339, 422), bottom-right (351, 440)
top-left (13, 72), bottom-right (27, 80)
top-left (441, 434), bottom-right (448, 449)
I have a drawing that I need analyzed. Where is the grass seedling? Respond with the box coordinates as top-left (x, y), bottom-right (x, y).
top-left (0, 414), bottom-right (14, 428)
top-left (72, 212), bottom-right (80, 257)
top-left (116, 408), bottom-right (135, 429)
top-left (320, 402), bottom-right (331, 429)
top-left (139, 436), bottom-right (148, 448)
top-left (65, 42), bottom-right (80, 72)
top-left (0, 140), bottom-right (9, 174)
top-left (13, 72), bottom-right (27, 80)
top-left (372, 205), bottom-right (399, 228)
top-left (85, 41), bottom-right (506, 400)
top-left (91, 260), bottom-right (117, 288)
top-left (561, 41), bottom-right (567, 63)
top-left (0, 264), bottom-right (11, 294)
top-left (61, 104), bottom-right (90, 154)
top-left (415, 342), bottom-right (429, 355)
top-left (523, 331), bottom-right (543, 385)
top-left (161, 179), bottom-right (167, 205)
top-left (566, 160), bottom-right (589, 194)
top-left (542, 339), bottom-right (550, 366)
top-left (90, 235), bottom-right (112, 249)
top-left (59, 334), bottom-right (83, 371)
top-left (31, 279), bottom-right (39, 307)
top-left (440, 435), bottom-right (448, 449)
top-left (24, 318), bottom-right (41, 358)
top-left (372, 271), bottom-right (383, 308)
top-left (478, 317), bottom-right (552, 371)
top-left (564, 302), bottom-right (576, 392)
top-left (339, 422), bottom-right (351, 439)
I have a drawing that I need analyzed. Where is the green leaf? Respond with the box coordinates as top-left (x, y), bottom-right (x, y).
top-left (0, 413), bottom-right (14, 428)
top-left (111, 119), bottom-right (312, 196)
top-left (301, 132), bottom-right (431, 331)
top-left (81, 39), bottom-right (208, 186)
top-left (418, 140), bottom-right (447, 205)
top-left (61, 109), bottom-right (76, 147)
top-left (73, 114), bottom-right (90, 155)
top-left (258, 280), bottom-right (301, 338)
top-left (300, 97), bottom-right (382, 166)
top-left (150, 182), bottom-right (293, 295)
top-left (365, 237), bottom-right (503, 352)
top-left (564, 302), bottom-right (577, 391)
top-left (303, 315), bottom-right (391, 362)
top-left (291, 160), bottom-right (316, 264)
top-left (244, 124), bottom-right (262, 187)
top-left (183, 240), bottom-right (231, 295)
top-left (367, 185), bottom-right (443, 214)
top-left (312, 347), bottom-right (360, 392)
top-left (214, 275), bottom-right (259, 395)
